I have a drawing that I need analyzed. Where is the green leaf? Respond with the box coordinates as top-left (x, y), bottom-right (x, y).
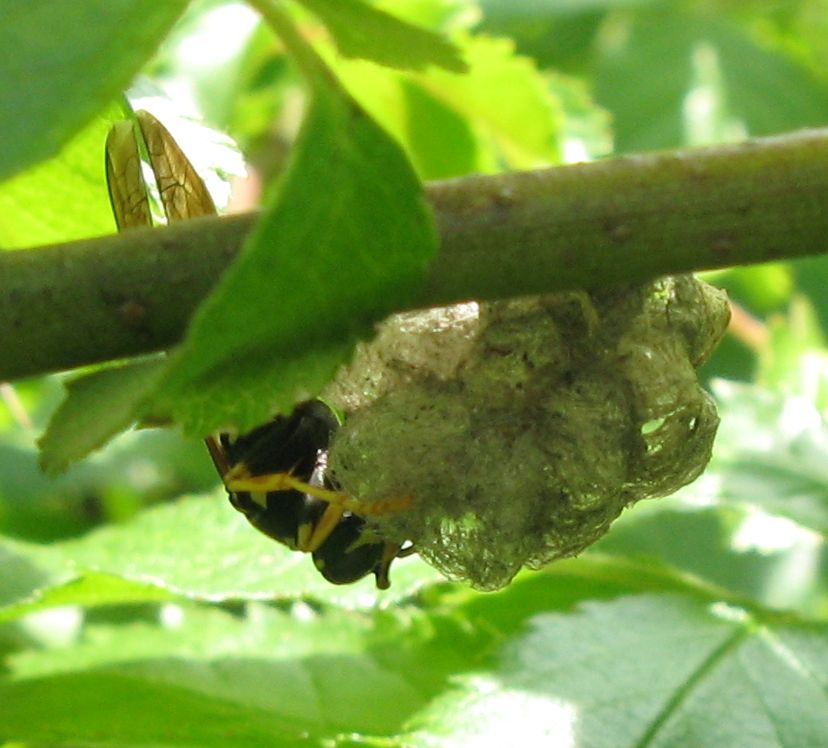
top-left (594, 503), bottom-right (826, 615)
top-left (2, 604), bottom-right (435, 746)
top-left (0, 108), bottom-right (118, 249)
top-left (0, 571), bottom-right (176, 623)
top-left (38, 359), bottom-right (167, 474)
top-left (407, 595), bottom-right (828, 746)
top-left (594, 10), bottom-right (828, 153)
top-left (328, 32), bottom-right (562, 173)
top-left (791, 256), bottom-right (828, 337)
top-left (26, 493), bottom-right (440, 607)
top-left (149, 89), bottom-right (437, 434)
top-left (593, 11), bottom-right (694, 152)
top-left (0, 0), bottom-right (189, 180)
top-left (401, 78), bottom-right (481, 179)
top-left (0, 670), bottom-right (308, 747)
top-left (756, 297), bottom-right (828, 400)
top-left (0, 537), bottom-right (68, 610)
top-left (296, 0), bottom-right (467, 73)
top-left (708, 380), bottom-right (828, 534)
top-left (417, 34), bottom-right (562, 168)
top-left (712, 22), bottom-right (828, 137)
top-left (4, 543), bottom-right (826, 746)
top-left (481, 0), bottom-right (660, 14)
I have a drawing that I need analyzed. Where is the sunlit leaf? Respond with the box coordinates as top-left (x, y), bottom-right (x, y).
top-left (0, 109), bottom-right (118, 249)
top-left (407, 595), bottom-right (828, 746)
top-left (418, 33), bottom-right (562, 168)
top-left (2, 604), bottom-right (432, 745)
top-left (327, 31), bottom-right (562, 177)
top-left (708, 380), bottom-right (828, 534)
top-left (0, 571), bottom-right (175, 623)
top-left (36, 493), bottom-right (438, 606)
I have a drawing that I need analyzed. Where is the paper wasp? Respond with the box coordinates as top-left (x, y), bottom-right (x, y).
top-left (105, 108), bottom-right (412, 588)
top-left (205, 399), bottom-right (412, 588)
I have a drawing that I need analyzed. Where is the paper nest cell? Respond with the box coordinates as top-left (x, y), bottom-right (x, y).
top-left (323, 276), bottom-right (731, 590)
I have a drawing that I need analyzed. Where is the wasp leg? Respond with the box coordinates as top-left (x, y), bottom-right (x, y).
top-left (374, 542), bottom-right (406, 590)
top-left (204, 435), bottom-right (231, 477)
top-left (224, 466), bottom-right (414, 517)
top-left (303, 503), bottom-right (345, 552)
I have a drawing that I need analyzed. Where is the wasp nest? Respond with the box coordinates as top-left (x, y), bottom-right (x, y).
top-left (323, 276), bottom-right (730, 590)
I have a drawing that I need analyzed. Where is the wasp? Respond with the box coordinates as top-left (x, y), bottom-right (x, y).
top-left (206, 400), bottom-right (412, 588)
top-left (106, 110), bottom-right (412, 588)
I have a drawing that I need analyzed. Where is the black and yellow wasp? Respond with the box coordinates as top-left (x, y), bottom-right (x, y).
top-left (106, 109), bottom-right (412, 588)
top-left (206, 400), bottom-right (412, 588)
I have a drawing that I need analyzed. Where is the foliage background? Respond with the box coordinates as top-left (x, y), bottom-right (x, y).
top-left (1, 0), bottom-right (827, 745)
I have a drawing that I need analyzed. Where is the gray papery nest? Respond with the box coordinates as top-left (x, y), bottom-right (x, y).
top-left (324, 276), bottom-right (730, 590)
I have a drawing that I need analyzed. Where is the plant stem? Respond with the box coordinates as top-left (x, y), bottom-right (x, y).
top-left (248, 0), bottom-right (333, 89)
top-left (3, 129), bottom-right (828, 381)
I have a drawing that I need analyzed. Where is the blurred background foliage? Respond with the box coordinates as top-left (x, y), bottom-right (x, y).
top-left (1, 0), bottom-right (827, 745)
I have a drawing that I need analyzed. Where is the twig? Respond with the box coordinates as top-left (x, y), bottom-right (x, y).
top-left (3, 129), bottom-right (828, 381)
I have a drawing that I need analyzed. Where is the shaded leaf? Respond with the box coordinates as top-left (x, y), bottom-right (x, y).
top-left (38, 358), bottom-right (167, 474)
top-left (297, 0), bottom-right (467, 73)
top-left (0, 670), bottom-right (305, 748)
top-left (0, 537), bottom-right (68, 610)
top-left (594, 11), bottom-right (693, 152)
top-left (594, 11), bottom-right (828, 153)
top-left (0, 0), bottom-right (188, 180)
top-left (401, 78), bottom-right (481, 179)
top-left (712, 21), bottom-right (828, 136)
